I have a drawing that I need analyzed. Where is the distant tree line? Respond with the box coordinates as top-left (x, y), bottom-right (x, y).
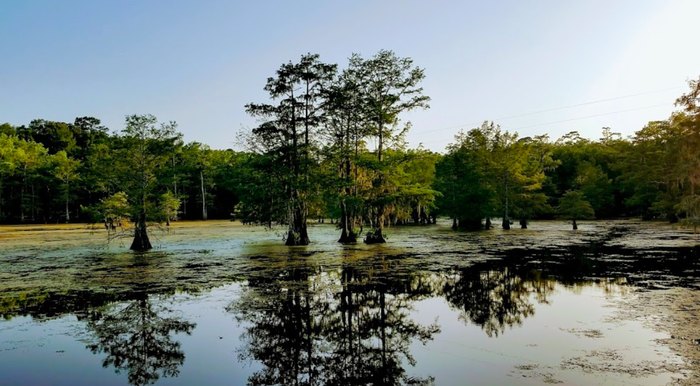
top-left (1, 51), bottom-right (698, 249)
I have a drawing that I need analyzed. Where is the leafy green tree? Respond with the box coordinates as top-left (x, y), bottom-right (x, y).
top-left (0, 123), bottom-right (15, 136)
top-left (0, 134), bottom-right (20, 220)
top-left (386, 148), bottom-right (440, 225)
top-left (14, 138), bottom-right (49, 222)
top-left (232, 152), bottom-right (286, 226)
top-left (51, 150), bottom-right (80, 222)
top-left (159, 191), bottom-right (180, 226)
top-left (207, 149), bottom-right (246, 219)
top-left (246, 53), bottom-right (336, 245)
top-left (100, 191), bottom-right (130, 231)
top-left (17, 119), bottom-right (77, 155)
top-left (347, 50), bottom-right (430, 243)
top-left (324, 68), bottom-right (371, 243)
top-left (511, 135), bottom-right (555, 228)
top-left (178, 142), bottom-right (214, 220)
top-left (119, 114), bottom-right (180, 251)
top-left (72, 117), bottom-right (109, 154)
top-left (558, 190), bottom-right (594, 230)
top-left (673, 76), bottom-right (700, 226)
top-left (466, 125), bottom-right (550, 230)
top-left (437, 122), bottom-right (550, 230)
top-left (575, 161), bottom-right (613, 215)
top-left (434, 132), bottom-right (495, 230)
top-left (619, 121), bottom-right (673, 219)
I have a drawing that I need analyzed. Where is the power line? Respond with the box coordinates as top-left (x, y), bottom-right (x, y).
top-left (415, 102), bottom-right (671, 146)
top-left (485, 86), bottom-right (679, 122)
top-left (412, 85), bottom-right (682, 135)
top-left (516, 102), bottom-right (670, 129)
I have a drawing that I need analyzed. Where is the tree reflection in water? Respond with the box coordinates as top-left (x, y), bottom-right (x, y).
top-left (229, 256), bottom-right (440, 386)
top-left (85, 293), bottom-right (196, 386)
top-left (443, 265), bottom-right (555, 337)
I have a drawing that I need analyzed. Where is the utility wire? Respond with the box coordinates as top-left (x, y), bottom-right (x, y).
top-left (481, 86), bottom-right (678, 122)
top-left (516, 102), bottom-right (670, 130)
top-left (412, 85), bottom-right (682, 135)
top-left (415, 102), bottom-right (671, 146)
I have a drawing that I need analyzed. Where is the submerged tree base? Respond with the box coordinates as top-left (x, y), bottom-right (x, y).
top-left (338, 230), bottom-right (357, 244)
top-left (502, 217), bottom-right (511, 230)
top-left (285, 229), bottom-right (310, 246)
top-left (364, 229), bottom-right (386, 244)
top-left (130, 225), bottom-right (152, 251)
top-left (452, 218), bottom-right (483, 231)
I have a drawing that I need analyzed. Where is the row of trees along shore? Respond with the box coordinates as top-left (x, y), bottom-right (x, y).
top-left (1, 51), bottom-right (698, 250)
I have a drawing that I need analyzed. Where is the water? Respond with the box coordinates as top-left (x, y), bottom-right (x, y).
top-left (0, 220), bottom-right (698, 385)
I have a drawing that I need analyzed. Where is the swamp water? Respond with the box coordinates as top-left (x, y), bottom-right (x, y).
top-left (0, 220), bottom-right (698, 385)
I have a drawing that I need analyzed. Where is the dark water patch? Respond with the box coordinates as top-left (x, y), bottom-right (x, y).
top-left (0, 220), bottom-right (697, 385)
top-left (182, 261), bottom-right (224, 270)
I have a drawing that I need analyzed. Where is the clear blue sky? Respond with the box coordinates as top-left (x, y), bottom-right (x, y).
top-left (1, 1), bottom-right (698, 151)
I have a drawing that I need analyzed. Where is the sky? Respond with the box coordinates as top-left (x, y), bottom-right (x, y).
top-left (1, 0), bottom-right (699, 152)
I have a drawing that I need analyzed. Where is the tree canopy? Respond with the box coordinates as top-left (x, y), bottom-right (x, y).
top-left (0, 58), bottom-right (697, 246)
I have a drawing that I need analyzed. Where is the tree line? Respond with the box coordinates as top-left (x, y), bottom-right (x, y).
top-left (1, 50), bottom-right (698, 250)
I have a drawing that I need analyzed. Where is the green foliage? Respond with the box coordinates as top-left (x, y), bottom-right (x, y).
top-left (434, 137), bottom-right (495, 229)
top-left (1, 65), bottom-right (698, 242)
top-left (435, 122), bottom-right (552, 229)
top-left (558, 190), bottom-right (595, 221)
top-left (118, 114), bottom-right (181, 220)
top-left (245, 53), bottom-right (337, 244)
top-left (232, 153), bottom-right (286, 226)
top-left (51, 150), bottom-right (80, 221)
top-left (100, 192), bottom-right (130, 228)
top-left (159, 191), bottom-right (181, 224)
top-left (345, 50), bottom-right (430, 240)
top-left (52, 151), bottom-right (80, 184)
top-left (0, 123), bottom-right (15, 136)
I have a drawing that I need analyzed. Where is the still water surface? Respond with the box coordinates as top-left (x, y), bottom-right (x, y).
top-left (0, 220), bottom-right (697, 385)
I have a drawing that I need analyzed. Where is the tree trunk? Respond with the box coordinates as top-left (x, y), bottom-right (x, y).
top-left (285, 199), bottom-right (310, 246)
top-left (20, 167), bottom-right (25, 222)
top-left (339, 129), bottom-right (357, 244)
top-left (572, 218), bottom-right (578, 230)
top-left (338, 199), bottom-right (357, 243)
top-left (502, 172), bottom-right (510, 230)
top-left (172, 155), bottom-right (178, 196)
top-left (365, 204), bottom-right (386, 244)
top-left (200, 170), bottom-right (207, 220)
top-left (31, 183), bottom-right (35, 222)
top-left (519, 218), bottom-right (527, 229)
top-left (502, 217), bottom-right (511, 230)
top-left (130, 212), bottom-right (152, 251)
top-left (485, 217), bottom-right (492, 230)
top-left (365, 117), bottom-right (387, 244)
top-left (65, 181), bottom-right (70, 223)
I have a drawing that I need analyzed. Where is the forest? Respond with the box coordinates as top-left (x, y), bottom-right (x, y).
top-left (0, 51), bottom-right (698, 250)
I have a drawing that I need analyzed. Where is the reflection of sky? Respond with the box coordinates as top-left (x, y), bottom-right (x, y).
top-left (0, 220), bottom-right (696, 384)
top-left (0, 315), bottom-right (124, 386)
top-left (410, 287), bottom-right (679, 385)
top-left (1, 2), bottom-right (699, 152)
top-left (0, 282), bottom-right (680, 385)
